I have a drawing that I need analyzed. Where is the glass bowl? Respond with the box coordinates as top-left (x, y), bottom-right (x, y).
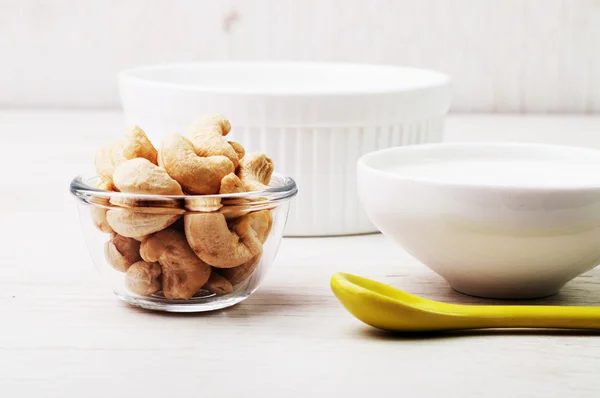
top-left (70, 173), bottom-right (297, 312)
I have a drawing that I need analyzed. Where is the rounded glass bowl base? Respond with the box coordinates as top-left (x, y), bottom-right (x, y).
top-left (116, 292), bottom-right (251, 312)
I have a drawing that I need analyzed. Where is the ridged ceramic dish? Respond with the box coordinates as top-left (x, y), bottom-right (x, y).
top-left (118, 62), bottom-right (451, 236)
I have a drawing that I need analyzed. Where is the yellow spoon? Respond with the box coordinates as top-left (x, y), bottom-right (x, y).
top-left (330, 272), bottom-right (600, 332)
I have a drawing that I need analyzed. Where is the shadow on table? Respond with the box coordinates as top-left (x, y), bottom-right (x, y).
top-left (354, 326), bottom-right (600, 341)
top-left (120, 288), bottom-right (327, 318)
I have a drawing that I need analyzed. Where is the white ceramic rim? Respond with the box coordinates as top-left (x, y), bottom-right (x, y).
top-left (118, 61), bottom-right (451, 97)
top-left (358, 142), bottom-right (600, 191)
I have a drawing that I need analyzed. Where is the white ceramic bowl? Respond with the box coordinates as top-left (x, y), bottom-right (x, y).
top-left (118, 62), bottom-right (451, 236)
top-left (358, 142), bottom-right (600, 299)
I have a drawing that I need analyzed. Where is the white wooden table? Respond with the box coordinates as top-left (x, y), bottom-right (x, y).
top-left (2, 110), bottom-right (600, 397)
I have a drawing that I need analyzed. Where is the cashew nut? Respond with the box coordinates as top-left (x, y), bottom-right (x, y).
top-left (256, 213), bottom-right (273, 244)
top-left (184, 210), bottom-right (271, 269)
top-left (184, 197), bottom-right (223, 212)
top-left (218, 204), bottom-right (271, 285)
top-left (218, 172), bottom-right (255, 219)
top-left (94, 125), bottom-right (158, 187)
top-left (216, 215), bottom-right (271, 285)
top-left (106, 209), bottom-right (180, 238)
top-left (228, 141), bottom-right (245, 160)
top-left (96, 178), bottom-right (114, 191)
top-left (106, 150), bottom-right (184, 236)
top-left (159, 133), bottom-right (234, 195)
top-left (113, 158), bottom-right (183, 195)
top-left (220, 172), bottom-right (246, 195)
top-left (140, 229), bottom-right (211, 300)
top-left (218, 254), bottom-right (261, 286)
top-left (90, 117), bottom-right (282, 302)
top-left (182, 170), bottom-right (235, 212)
top-left (237, 152), bottom-right (274, 192)
top-left (125, 261), bottom-right (161, 296)
top-left (104, 234), bottom-right (142, 272)
top-left (186, 114), bottom-right (240, 167)
top-left (90, 207), bottom-right (113, 233)
top-left (110, 157), bottom-right (184, 210)
top-left (203, 270), bottom-right (233, 295)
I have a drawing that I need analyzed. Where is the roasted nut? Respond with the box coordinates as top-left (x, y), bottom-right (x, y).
top-left (218, 172), bottom-right (254, 219)
top-left (140, 229), bottom-right (211, 300)
top-left (203, 270), bottom-right (233, 295)
top-left (218, 254), bottom-right (261, 286)
top-left (106, 209), bottom-right (180, 238)
top-left (125, 261), bottom-right (162, 296)
top-left (228, 141), bottom-right (245, 160)
top-left (217, 213), bottom-right (271, 285)
top-left (184, 210), bottom-right (272, 269)
top-left (91, 116), bottom-right (281, 302)
top-left (219, 203), bottom-right (272, 286)
top-left (186, 114), bottom-right (241, 167)
top-left (159, 133), bottom-right (234, 195)
top-left (90, 207), bottom-right (113, 233)
top-left (110, 157), bottom-right (184, 210)
top-left (109, 157), bottom-right (185, 212)
top-left (96, 178), bottom-right (115, 191)
top-left (104, 234), bottom-right (142, 272)
top-left (113, 158), bottom-right (183, 195)
top-left (183, 170), bottom-right (238, 212)
top-left (94, 125), bottom-right (158, 187)
top-left (109, 197), bottom-right (185, 214)
top-left (220, 172), bottom-right (246, 195)
top-left (237, 152), bottom-right (274, 192)
top-left (184, 197), bottom-right (223, 212)
top-left (255, 213), bottom-right (273, 244)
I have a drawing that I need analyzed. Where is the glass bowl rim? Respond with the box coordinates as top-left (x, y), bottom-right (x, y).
top-left (70, 172), bottom-right (298, 209)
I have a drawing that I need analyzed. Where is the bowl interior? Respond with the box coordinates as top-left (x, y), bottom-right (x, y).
top-left (360, 142), bottom-right (600, 189)
top-left (118, 62), bottom-right (450, 95)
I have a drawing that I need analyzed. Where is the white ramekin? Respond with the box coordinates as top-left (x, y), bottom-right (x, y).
top-left (118, 62), bottom-right (451, 236)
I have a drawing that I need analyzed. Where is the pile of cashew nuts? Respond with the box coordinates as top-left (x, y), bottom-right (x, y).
top-left (90, 114), bottom-right (275, 300)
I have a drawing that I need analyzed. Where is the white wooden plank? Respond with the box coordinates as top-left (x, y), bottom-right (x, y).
top-left (0, 1), bottom-right (598, 112)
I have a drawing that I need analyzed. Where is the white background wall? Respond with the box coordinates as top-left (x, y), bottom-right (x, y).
top-left (1, 0), bottom-right (599, 113)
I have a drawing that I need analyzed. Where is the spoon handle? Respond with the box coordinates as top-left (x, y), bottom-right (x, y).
top-left (456, 305), bottom-right (600, 330)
